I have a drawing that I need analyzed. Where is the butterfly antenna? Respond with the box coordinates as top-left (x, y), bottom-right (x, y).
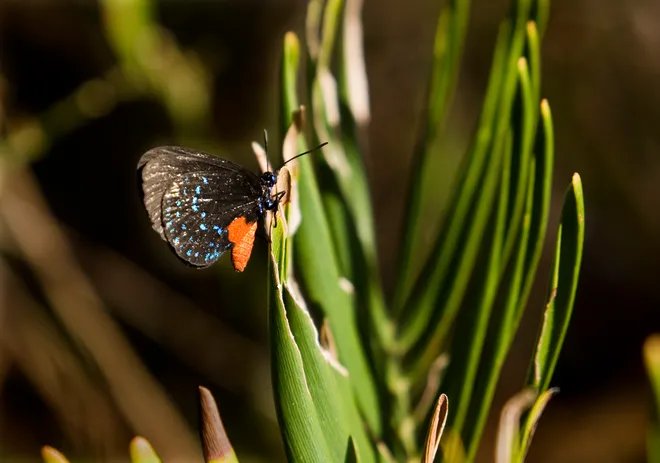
top-left (263, 128), bottom-right (282, 229)
top-left (282, 141), bottom-right (328, 167)
top-left (263, 129), bottom-right (272, 173)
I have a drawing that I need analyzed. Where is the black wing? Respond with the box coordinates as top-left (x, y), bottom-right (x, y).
top-left (138, 146), bottom-right (263, 267)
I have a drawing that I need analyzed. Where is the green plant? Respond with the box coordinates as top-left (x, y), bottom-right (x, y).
top-left (29, 0), bottom-right (585, 461)
top-left (267, 0), bottom-right (584, 461)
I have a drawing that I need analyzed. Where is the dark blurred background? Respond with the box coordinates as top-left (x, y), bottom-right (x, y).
top-left (0, 0), bottom-right (658, 462)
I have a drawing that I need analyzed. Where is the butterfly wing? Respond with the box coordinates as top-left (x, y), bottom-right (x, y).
top-left (138, 146), bottom-right (263, 268)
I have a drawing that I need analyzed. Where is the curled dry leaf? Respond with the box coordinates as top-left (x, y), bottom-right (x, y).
top-left (422, 393), bottom-right (449, 463)
top-left (495, 389), bottom-right (536, 463)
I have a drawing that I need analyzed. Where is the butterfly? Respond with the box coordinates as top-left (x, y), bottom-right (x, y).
top-left (137, 140), bottom-right (326, 271)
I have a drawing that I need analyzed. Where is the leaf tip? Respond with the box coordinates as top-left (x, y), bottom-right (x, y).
top-left (422, 393), bottom-right (449, 463)
top-left (129, 436), bottom-right (161, 463)
top-left (284, 31), bottom-right (300, 54)
top-left (198, 386), bottom-right (236, 463)
top-left (41, 446), bottom-right (70, 463)
top-left (526, 20), bottom-right (538, 35)
top-left (644, 335), bottom-right (660, 369)
top-left (570, 172), bottom-right (585, 219)
top-left (571, 172), bottom-right (582, 189)
top-left (540, 98), bottom-right (551, 115)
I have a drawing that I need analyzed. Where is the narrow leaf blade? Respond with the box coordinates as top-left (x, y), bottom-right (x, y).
top-left (529, 173), bottom-right (585, 392)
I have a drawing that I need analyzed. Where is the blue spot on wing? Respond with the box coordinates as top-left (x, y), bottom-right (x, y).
top-left (158, 171), bottom-right (256, 267)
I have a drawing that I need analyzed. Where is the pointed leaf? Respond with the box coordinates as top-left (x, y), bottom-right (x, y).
top-left (198, 387), bottom-right (238, 463)
top-left (395, 0), bottom-right (472, 307)
top-left (528, 173), bottom-right (585, 391)
top-left (495, 389), bottom-right (535, 463)
top-left (422, 394), bottom-right (449, 463)
top-left (130, 437), bottom-right (163, 463)
top-left (515, 388), bottom-right (557, 463)
top-left (41, 447), bottom-right (70, 463)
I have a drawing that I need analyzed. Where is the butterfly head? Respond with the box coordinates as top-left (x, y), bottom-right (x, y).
top-left (259, 171), bottom-right (284, 212)
top-left (260, 171), bottom-right (277, 188)
top-left (258, 140), bottom-right (328, 214)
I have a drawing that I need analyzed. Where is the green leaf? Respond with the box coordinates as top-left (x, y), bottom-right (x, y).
top-left (397, 0), bottom-right (531, 355)
top-left (495, 389), bottom-right (536, 463)
top-left (501, 57), bottom-right (536, 265)
top-left (448, 36), bottom-right (555, 463)
top-left (442, 128), bottom-right (512, 436)
top-left (307, 0), bottom-right (387, 353)
top-left (294, 147), bottom-right (382, 434)
top-left (395, 0), bottom-right (472, 310)
top-left (280, 32), bottom-right (301, 134)
top-left (460, 152), bottom-right (536, 460)
top-left (269, 179), bottom-right (375, 463)
top-left (514, 101), bottom-right (555, 326)
top-left (514, 388), bottom-right (557, 463)
top-left (384, 4), bottom-right (539, 456)
top-left (528, 173), bottom-right (585, 392)
top-left (270, 286), bottom-right (335, 462)
top-left (531, 0), bottom-right (550, 37)
top-left (284, 286), bottom-right (376, 463)
top-left (457, 98), bottom-right (558, 459)
top-left (281, 285), bottom-right (349, 462)
top-left (525, 22), bottom-right (541, 105)
top-left (279, 30), bottom-right (382, 434)
top-left (307, 0), bottom-right (378, 271)
top-left (270, 90), bottom-right (340, 461)
top-left (318, 0), bottom-right (394, 391)
top-left (495, 387), bottom-right (555, 463)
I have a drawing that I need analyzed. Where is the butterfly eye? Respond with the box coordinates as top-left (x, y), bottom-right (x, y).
top-left (261, 172), bottom-right (276, 187)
